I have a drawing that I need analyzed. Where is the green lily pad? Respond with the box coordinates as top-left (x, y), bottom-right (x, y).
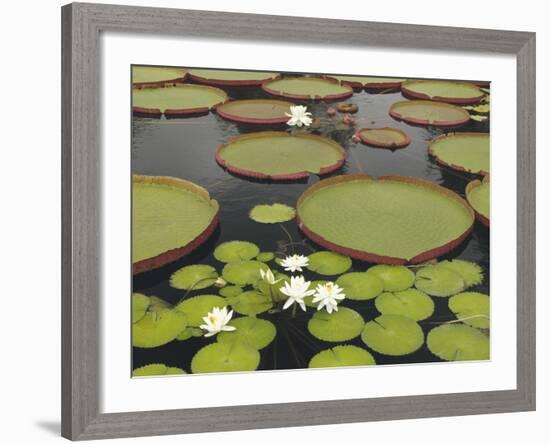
top-left (175, 328), bottom-right (193, 341)
top-left (188, 69), bottom-right (279, 86)
top-left (132, 307), bottom-right (188, 348)
top-left (304, 280), bottom-right (329, 307)
top-left (427, 324), bottom-right (490, 361)
top-left (328, 76), bottom-right (405, 89)
top-left (374, 288), bottom-right (434, 321)
top-left (415, 266), bottom-right (465, 297)
top-left (148, 296), bottom-right (172, 310)
top-left (429, 133), bottom-right (489, 175)
top-left (214, 241), bottom-right (260, 263)
top-left (262, 76), bottom-right (353, 100)
top-left (437, 259), bottom-right (484, 288)
top-left (448, 292), bottom-right (490, 328)
top-left (309, 345), bottom-right (376, 368)
top-left (226, 290), bottom-right (273, 316)
top-left (307, 251), bottom-right (352, 276)
top-left (389, 100), bottom-right (470, 127)
top-left (361, 314), bottom-right (424, 356)
top-left (169, 264), bottom-right (218, 291)
top-left (216, 99), bottom-right (293, 123)
top-left (132, 66), bottom-right (187, 86)
top-left (217, 317), bottom-right (276, 350)
top-left (219, 285), bottom-right (244, 298)
top-left (356, 127), bottom-right (411, 149)
top-left (256, 252), bottom-right (275, 262)
top-left (222, 260), bottom-right (268, 286)
top-left (308, 307), bottom-right (365, 342)
top-left (402, 80), bottom-right (484, 104)
top-left (466, 177), bottom-right (490, 225)
top-left (175, 295), bottom-right (227, 327)
top-left (132, 363), bottom-right (186, 377)
top-left (132, 293), bottom-right (151, 323)
top-left (366, 265), bottom-right (415, 292)
top-left (249, 203), bottom-right (296, 224)
top-left (335, 272), bottom-right (384, 300)
top-left (191, 342), bottom-right (261, 374)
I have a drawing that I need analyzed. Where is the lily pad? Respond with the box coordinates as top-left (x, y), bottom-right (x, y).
top-left (402, 80), bottom-right (484, 104)
top-left (132, 307), bottom-right (188, 348)
top-left (191, 342), bottom-right (260, 374)
top-left (175, 295), bottom-right (227, 327)
top-left (308, 307), bottom-right (365, 342)
top-left (132, 175), bottom-right (219, 274)
top-left (217, 317), bottom-right (276, 349)
top-left (132, 65), bottom-right (187, 87)
top-left (262, 76), bottom-right (353, 100)
top-left (328, 76), bottom-right (405, 90)
top-left (132, 84), bottom-right (227, 117)
top-left (222, 260), bottom-right (268, 286)
top-left (249, 203), bottom-right (296, 224)
top-left (361, 314), bottom-right (424, 356)
top-left (466, 176), bottom-right (490, 226)
top-left (415, 266), bottom-right (465, 297)
top-left (355, 128), bottom-right (411, 149)
top-left (307, 251), bottom-right (352, 276)
top-left (448, 292), bottom-right (490, 328)
top-left (389, 100), bottom-right (470, 127)
top-left (374, 288), bottom-right (434, 321)
top-left (132, 293), bottom-right (151, 323)
top-left (437, 259), bottom-right (484, 288)
top-left (216, 99), bottom-right (293, 124)
top-left (188, 69), bottom-right (279, 86)
top-left (427, 324), bottom-right (489, 361)
top-left (297, 174), bottom-right (474, 264)
top-left (132, 363), bottom-right (186, 377)
top-left (429, 133), bottom-right (489, 175)
top-left (176, 328), bottom-right (193, 341)
top-left (366, 265), bottom-right (415, 292)
top-left (309, 345), bottom-right (376, 368)
top-left (335, 272), bottom-right (384, 300)
top-left (219, 285), bottom-right (244, 298)
top-left (216, 132), bottom-right (345, 181)
top-left (256, 252), bottom-right (275, 262)
top-left (214, 241), bottom-right (260, 263)
top-left (226, 290), bottom-right (273, 316)
top-left (169, 264), bottom-right (218, 291)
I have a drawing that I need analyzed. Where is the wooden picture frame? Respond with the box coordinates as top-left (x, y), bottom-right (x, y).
top-left (61, 2), bottom-right (536, 440)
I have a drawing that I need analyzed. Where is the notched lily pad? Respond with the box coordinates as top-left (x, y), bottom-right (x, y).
top-left (308, 307), bottom-right (365, 342)
top-left (169, 264), bottom-right (218, 290)
top-left (307, 251), bottom-right (352, 276)
top-left (214, 241), bottom-right (260, 263)
top-left (256, 252), bottom-right (275, 262)
top-left (448, 292), bottom-right (490, 328)
top-left (226, 290), bottom-right (273, 316)
top-left (191, 342), bottom-right (260, 374)
top-left (249, 203), bottom-right (296, 224)
top-left (429, 133), bottom-right (489, 175)
top-left (437, 259), bottom-right (484, 288)
top-left (217, 317), bottom-right (276, 349)
top-left (361, 314), bottom-right (424, 356)
top-left (175, 295), bottom-right (227, 327)
top-left (374, 288), bottom-right (434, 321)
top-left (222, 260), bottom-right (268, 286)
top-left (366, 265), bottom-right (415, 292)
top-left (335, 272), bottom-right (384, 300)
top-left (219, 285), bottom-right (244, 298)
top-left (427, 324), bottom-right (489, 361)
top-left (132, 363), bottom-right (186, 377)
top-left (132, 306), bottom-right (188, 348)
top-left (132, 293), bottom-right (151, 323)
top-left (415, 266), bottom-right (465, 297)
top-left (309, 345), bottom-right (376, 368)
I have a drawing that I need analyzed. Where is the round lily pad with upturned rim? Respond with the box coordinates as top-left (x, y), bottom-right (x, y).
top-left (308, 307), bottom-right (365, 342)
top-left (132, 66), bottom-right (187, 87)
top-left (214, 241), bottom-right (260, 263)
top-left (327, 76), bottom-right (405, 90)
top-left (335, 272), bottom-right (384, 300)
top-left (256, 252), bottom-right (275, 263)
top-left (132, 293), bottom-right (151, 323)
top-left (191, 342), bottom-right (260, 374)
top-left (297, 174), bottom-right (474, 264)
top-left (466, 176), bottom-right (490, 226)
top-left (355, 128), bottom-right (411, 149)
top-left (262, 76), bottom-right (353, 101)
top-left (216, 99), bottom-right (293, 124)
top-left (389, 100), bottom-right (470, 127)
top-left (401, 80), bottom-right (485, 104)
top-left (188, 69), bottom-right (279, 86)
top-left (217, 317), bottom-right (276, 349)
top-left (132, 308), bottom-right (188, 348)
top-left (427, 324), bottom-right (489, 361)
top-left (375, 288), bottom-right (434, 321)
top-left (415, 266), bottom-right (465, 297)
top-left (174, 295), bottom-right (227, 327)
top-left (132, 175), bottom-right (219, 274)
top-left (437, 259), bottom-right (484, 288)
top-left (169, 264), bottom-right (218, 291)
top-left (132, 363), bottom-right (186, 377)
top-left (216, 131), bottom-right (345, 181)
top-left (219, 285), bottom-right (244, 298)
top-left (222, 260), bottom-right (268, 286)
top-left (448, 292), bottom-right (490, 328)
top-left (366, 265), bottom-right (415, 292)
top-left (249, 203), bottom-right (296, 224)
top-left (429, 132), bottom-right (489, 175)
top-left (309, 345), bottom-right (376, 368)
top-left (361, 314), bottom-right (424, 356)
top-left (226, 290), bottom-right (273, 316)
top-left (307, 251), bottom-right (352, 276)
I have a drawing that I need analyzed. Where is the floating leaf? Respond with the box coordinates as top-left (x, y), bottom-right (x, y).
top-left (132, 363), bottom-right (186, 377)
top-left (216, 99), bottom-right (293, 123)
top-left (214, 241), bottom-right (260, 263)
top-left (132, 293), bottom-right (151, 323)
top-left (335, 272), bottom-right (384, 300)
top-left (219, 285), bottom-right (244, 298)
top-left (249, 203), bottom-right (296, 224)
top-left (429, 133), bottom-right (489, 175)
top-left (132, 66), bottom-right (187, 86)
top-left (188, 69), bottom-right (279, 86)
top-left (389, 100), bottom-right (470, 127)
top-left (165, 366), bottom-right (187, 375)
top-left (374, 288), bottom-right (434, 321)
top-left (132, 307), bottom-right (188, 348)
top-left (427, 324), bottom-right (489, 361)
top-left (217, 317), bottom-right (276, 350)
top-left (176, 328), bottom-right (193, 341)
top-left (169, 264), bottom-right (218, 290)
top-left (175, 295), bottom-right (227, 327)
top-left (415, 266), bottom-right (465, 297)
top-left (437, 259), bottom-right (484, 288)
top-left (355, 127), bottom-right (411, 149)
top-left (191, 342), bottom-right (260, 374)
top-left (309, 345), bottom-right (376, 368)
top-left (308, 307), bottom-right (365, 342)
top-left (222, 260), bottom-right (268, 286)
top-left (361, 314), bottom-right (424, 356)
top-left (470, 114), bottom-right (488, 122)
top-left (307, 251), bottom-right (352, 276)
top-left (226, 290), bottom-right (273, 316)
top-left (401, 80), bottom-right (484, 104)
top-left (327, 76), bottom-right (405, 89)
top-left (256, 252), bottom-right (275, 262)
top-left (366, 265), bottom-right (415, 292)
top-left (466, 176), bottom-right (490, 226)
top-left (448, 292), bottom-right (490, 328)
top-left (262, 76), bottom-right (353, 100)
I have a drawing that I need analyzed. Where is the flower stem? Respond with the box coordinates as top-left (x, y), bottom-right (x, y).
top-left (279, 223), bottom-right (295, 254)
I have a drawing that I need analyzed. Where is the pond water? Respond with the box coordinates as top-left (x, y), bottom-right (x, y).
top-left (132, 80), bottom-right (490, 372)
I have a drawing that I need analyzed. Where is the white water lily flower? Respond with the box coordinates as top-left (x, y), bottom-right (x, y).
top-left (199, 306), bottom-right (236, 337)
top-left (214, 277), bottom-right (227, 288)
top-left (285, 105), bottom-right (313, 127)
top-left (280, 275), bottom-right (315, 312)
top-left (312, 282), bottom-right (346, 314)
top-left (260, 268), bottom-right (282, 285)
top-left (280, 254), bottom-right (309, 273)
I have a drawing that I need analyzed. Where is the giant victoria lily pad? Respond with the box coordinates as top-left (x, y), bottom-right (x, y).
top-left (328, 76), bottom-right (405, 90)
top-left (429, 133), bottom-right (489, 175)
top-left (216, 99), bottom-right (293, 124)
top-left (132, 175), bottom-right (219, 274)
top-left (466, 176), bottom-right (490, 226)
top-left (296, 174), bottom-right (474, 264)
top-left (188, 69), bottom-right (279, 86)
top-left (355, 127), bottom-right (411, 149)
top-left (389, 100), bottom-right (470, 127)
top-left (132, 84), bottom-right (227, 118)
top-left (132, 66), bottom-right (187, 87)
top-left (401, 80), bottom-right (485, 104)
top-left (262, 77), bottom-right (353, 101)
top-left (216, 132), bottom-right (345, 180)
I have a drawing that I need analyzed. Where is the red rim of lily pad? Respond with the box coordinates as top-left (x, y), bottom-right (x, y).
top-left (262, 76), bottom-right (353, 101)
top-left (428, 132), bottom-right (490, 176)
top-left (401, 80), bottom-right (485, 105)
top-left (355, 127), bottom-right (411, 149)
top-left (465, 176), bottom-right (490, 227)
top-left (296, 174), bottom-right (474, 265)
top-left (215, 99), bottom-right (293, 124)
top-left (187, 70), bottom-right (280, 87)
top-left (215, 131), bottom-right (345, 181)
top-left (389, 100), bottom-right (470, 127)
top-left (132, 175), bottom-right (220, 274)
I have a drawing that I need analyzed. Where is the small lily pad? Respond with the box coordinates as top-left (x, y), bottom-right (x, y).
top-left (175, 295), bottom-right (227, 327)
top-left (132, 293), bottom-right (151, 323)
top-left (361, 314), bottom-right (424, 356)
top-left (219, 285), bottom-right (244, 298)
top-left (169, 264), bottom-right (218, 290)
top-left (132, 307), bottom-right (188, 348)
top-left (308, 307), bottom-right (365, 342)
top-left (366, 265), bottom-right (415, 292)
top-left (249, 203), bottom-right (296, 224)
top-left (448, 292), bottom-right (490, 328)
top-left (226, 290), bottom-right (273, 316)
top-left (335, 272), bottom-right (384, 301)
top-left (222, 260), bottom-right (269, 286)
top-left (437, 259), bottom-right (484, 288)
top-left (191, 342), bottom-right (260, 374)
top-left (132, 363), bottom-right (186, 377)
top-left (217, 317), bottom-right (276, 349)
top-left (214, 241), bottom-right (260, 263)
top-left (256, 252), bottom-right (275, 262)
top-left (374, 288), bottom-right (435, 321)
top-left (309, 345), bottom-right (376, 368)
top-left (415, 266), bottom-right (465, 297)
top-left (307, 251), bottom-right (352, 276)
top-left (427, 324), bottom-right (489, 361)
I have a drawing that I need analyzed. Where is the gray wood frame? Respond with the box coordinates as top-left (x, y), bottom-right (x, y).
top-left (61, 2), bottom-right (536, 440)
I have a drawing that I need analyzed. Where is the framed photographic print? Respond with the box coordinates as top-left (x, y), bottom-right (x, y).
top-left (61, 2), bottom-right (536, 440)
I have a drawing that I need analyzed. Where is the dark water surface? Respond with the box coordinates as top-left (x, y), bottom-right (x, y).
top-left (132, 82), bottom-right (490, 372)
